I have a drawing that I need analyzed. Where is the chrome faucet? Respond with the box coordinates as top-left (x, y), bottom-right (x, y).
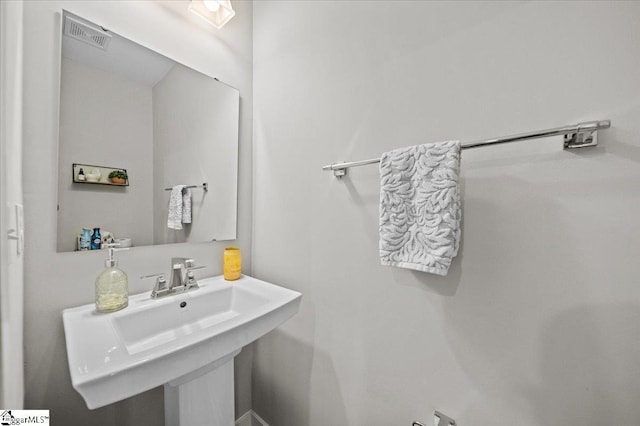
top-left (141, 258), bottom-right (205, 299)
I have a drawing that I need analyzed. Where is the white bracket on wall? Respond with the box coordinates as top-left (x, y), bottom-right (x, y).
top-left (413, 410), bottom-right (457, 426)
top-left (433, 411), bottom-right (457, 426)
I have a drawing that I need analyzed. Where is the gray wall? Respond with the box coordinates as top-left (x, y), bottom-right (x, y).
top-left (23, 1), bottom-right (253, 424)
top-left (252, 1), bottom-right (640, 425)
top-left (57, 57), bottom-right (155, 251)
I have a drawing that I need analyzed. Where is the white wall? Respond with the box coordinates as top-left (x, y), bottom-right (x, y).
top-left (22, 1), bottom-right (253, 424)
top-left (0, 0), bottom-right (24, 409)
top-left (58, 57), bottom-right (154, 252)
top-left (252, 2), bottom-right (640, 425)
top-left (153, 63), bottom-right (240, 245)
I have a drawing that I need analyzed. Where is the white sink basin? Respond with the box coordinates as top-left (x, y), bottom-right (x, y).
top-left (63, 275), bottom-right (301, 410)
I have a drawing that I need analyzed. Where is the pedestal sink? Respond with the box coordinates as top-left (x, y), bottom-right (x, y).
top-left (62, 275), bottom-right (301, 425)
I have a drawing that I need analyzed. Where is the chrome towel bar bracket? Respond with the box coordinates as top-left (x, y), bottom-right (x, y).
top-left (413, 410), bottom-right (457, 426)
top-left (322, 119), bottom-right (611, 178)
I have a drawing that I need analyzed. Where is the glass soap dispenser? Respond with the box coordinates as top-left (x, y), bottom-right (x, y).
top-left (95, 244), bottom-right (129, 313)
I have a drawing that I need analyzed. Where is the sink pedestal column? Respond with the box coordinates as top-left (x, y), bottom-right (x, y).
top-left (164, 350), bottom-right (240, 426)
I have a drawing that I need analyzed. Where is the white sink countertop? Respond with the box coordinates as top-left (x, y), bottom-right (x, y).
top-left (62, 274), bottom-right (301, 409)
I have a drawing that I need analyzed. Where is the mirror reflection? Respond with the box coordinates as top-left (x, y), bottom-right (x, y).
top-left (57, 11), bottom-right (239, 253)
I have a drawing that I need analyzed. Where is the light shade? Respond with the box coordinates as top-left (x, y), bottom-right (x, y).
top-left (189, 0), bottom-right (235, 29)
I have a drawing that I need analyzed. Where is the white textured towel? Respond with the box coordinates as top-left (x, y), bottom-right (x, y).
top-left (182, 187), bottom-right (192, 224)
top-left (168, 185), bottom-right (187, 230)
top-left (379, 140), bottom-right (461, 275)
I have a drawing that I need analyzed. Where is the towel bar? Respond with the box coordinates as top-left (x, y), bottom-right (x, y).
top-left (163, 183), bottom-right (208, 192)
top-left (322, 119), bottom-right (611, 178)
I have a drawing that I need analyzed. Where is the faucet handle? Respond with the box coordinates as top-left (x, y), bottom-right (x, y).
top-left (184, 265), bottom-right (206, 289)
top-left (141, 273), bottom-right (168, 298)
top-left (140, 272), bottom-right (164, 280)
top-left (186, 265), bottom-right (206, 272)
top-left (151, 276), bottom-right (168, 298)
top-left (183, 259), bottom-right (206, 272)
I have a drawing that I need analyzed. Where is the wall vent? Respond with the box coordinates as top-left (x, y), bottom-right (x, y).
top-left (63, 15), bottom-right (112, 50)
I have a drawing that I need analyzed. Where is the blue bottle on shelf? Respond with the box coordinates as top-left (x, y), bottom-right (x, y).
top-left (80, 228), bottom-right (91, 251)
top-left (91, 227), bottom-right (102, 250)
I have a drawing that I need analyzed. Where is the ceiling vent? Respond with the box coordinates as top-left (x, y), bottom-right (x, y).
top-left (63, 14), bottom-right (112, 50)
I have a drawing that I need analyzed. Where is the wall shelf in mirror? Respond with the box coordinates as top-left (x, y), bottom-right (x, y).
top-left (72, 163), bottom-right (129, 187)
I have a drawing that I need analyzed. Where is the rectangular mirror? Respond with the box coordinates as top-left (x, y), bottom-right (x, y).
top-left (56, 11), bottom-right (239, 252)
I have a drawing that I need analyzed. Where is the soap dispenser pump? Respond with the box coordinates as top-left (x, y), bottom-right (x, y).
top-left (95, 243), bottom-right (129, 313)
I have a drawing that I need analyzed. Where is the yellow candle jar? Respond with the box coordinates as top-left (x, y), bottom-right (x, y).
top-left (223, 247), bottom-right (242, 281)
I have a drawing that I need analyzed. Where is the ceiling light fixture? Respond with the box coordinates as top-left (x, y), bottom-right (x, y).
top-left (189, 0), bottom-right (235, 29)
